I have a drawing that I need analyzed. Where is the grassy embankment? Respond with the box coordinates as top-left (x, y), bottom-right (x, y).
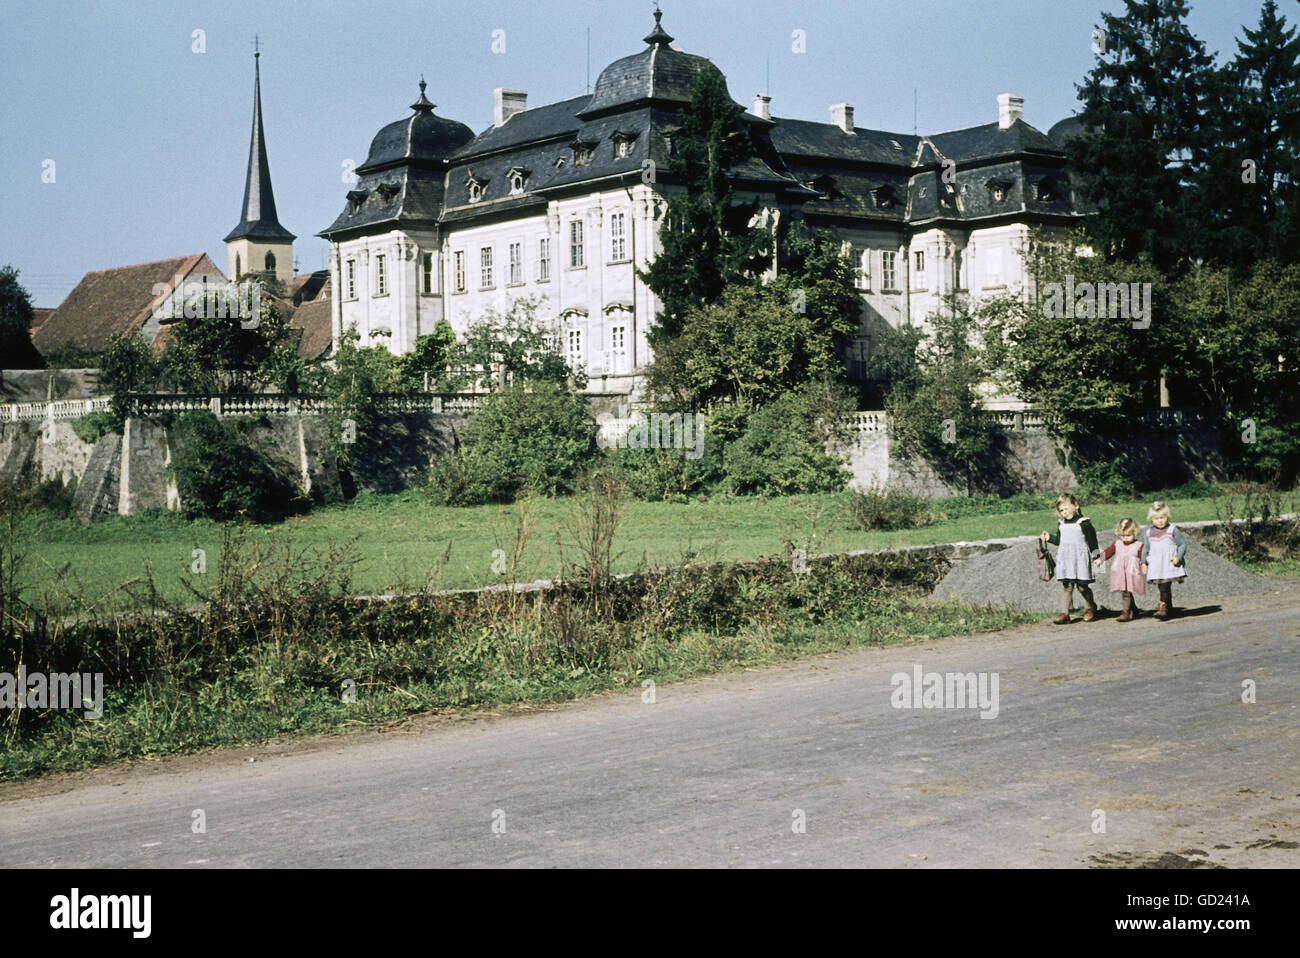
top-left (17, 489), bottom-right (1233, 611)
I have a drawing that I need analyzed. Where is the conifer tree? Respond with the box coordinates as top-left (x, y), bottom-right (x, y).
top-left (639, 71), bottom-right (771, 343)
top-left (1068, 0), bottom-right (1216, 276)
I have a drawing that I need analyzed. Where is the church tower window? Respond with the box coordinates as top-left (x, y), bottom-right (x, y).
top-left (265, 251), bottom-right (276, 272)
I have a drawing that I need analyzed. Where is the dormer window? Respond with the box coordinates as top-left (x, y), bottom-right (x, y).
top-left (507, 167), bottom-right (530, 194)
top-left (554, 156), bottom-right (566, 169)
top-left (466, 169), bottom-right (489, 203)
top-left (376, 183), bottom-right (399, 203)
top-left (812, 174), bottom-right (835, 197)
top-left (347, 188), bottom-right (368, 214)
top-left (872, 186), bottom-right (897, 210)
top-left (1035, 177), bottom-right (1057, 201)
top-left (610, 131), bottom-right (638, 159)
top-left (987, 178), bottom-right (1013, 203)
top-left (571, 139), bottom-right (596, 167)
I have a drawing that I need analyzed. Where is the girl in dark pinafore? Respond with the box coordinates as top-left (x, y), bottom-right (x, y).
top-left (1040, 493), bottom-right (1101, 624)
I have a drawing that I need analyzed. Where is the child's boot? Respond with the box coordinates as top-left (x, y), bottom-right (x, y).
top-left (1118, 593), bottom-right (1133, 622)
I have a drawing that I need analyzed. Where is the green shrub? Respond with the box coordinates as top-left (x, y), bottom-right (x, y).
top-left (847, 486), bottom-right (941, 530)
top-left (1152, 479), bottom-right (1220, 499)
top-left (929, 492), bottom-right (1056, 520)
top-left (70, 411), bottom-right (117, 445)
top-left (597, 406), bottom-right (732, 501)
top-left (427, 382), bottom-right (595, 505)
top-left (169, 411), bottom-right (300, 522)
top-left (722, 381), bottom-right (853, 496)
top-left (1073, 458), bottom-right (1136, 503)
top-left (0, 475), bottom-right (76, 519)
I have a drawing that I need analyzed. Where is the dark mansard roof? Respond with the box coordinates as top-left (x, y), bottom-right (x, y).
top-left (321, 12), bottom-right (1080, 239)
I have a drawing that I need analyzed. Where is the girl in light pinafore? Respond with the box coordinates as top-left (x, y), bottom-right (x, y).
top-left (1097, 517), bottom-right (1145, 621)
top-left (1142, 500), bottom-right (1187, 620)
top-left (1040, 493), bottom-right (1101, 624)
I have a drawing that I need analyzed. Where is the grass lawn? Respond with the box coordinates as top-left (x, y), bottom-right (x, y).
top-left (17, 489), bottom-right (1231, 610)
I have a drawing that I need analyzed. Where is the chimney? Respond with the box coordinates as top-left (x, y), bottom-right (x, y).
top-left (752, 94), bottom-right (771, 120)
top-left (830, 103), bottom-right (855, 135)
top-left (493, 88), bottom-right (527, 127)
top-left (997, 93), bottom-right (1024, 130)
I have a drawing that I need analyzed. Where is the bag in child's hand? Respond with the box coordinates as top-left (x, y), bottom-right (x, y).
top-left (1037, 540), bottom-right (1056, 582)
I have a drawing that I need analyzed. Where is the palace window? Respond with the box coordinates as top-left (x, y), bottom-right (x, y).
top-left (508, 168), bottom-right (529, 194)
top-left (882, 251), bottom-right (897, 291)
top-left (855, 249), bottom-right (870, 290)
top-left (480, 246), bottom-right (494, 289)
top-left (422, 251), bottom-right (434, 295)
top-left (570, 220), bottom-right (584, 267)
top-left (914, 250), bottom-right (925, 276)
top-left (609, 324), bottom-right (628, 374)
top-left (538, 237), bottom-right (550, 282)
top-left (453, 251), bottom-right (465, 293)
top-left (375, 254), bottom-right (387, 296)
top-left (345, 259), bottom-right (356, 299)
top-left (566, 328), bottom-right (584, 370)
top-left (609, 211), bottom-right (626, 262)
top-left (509, 242), bottom-right (522, 285)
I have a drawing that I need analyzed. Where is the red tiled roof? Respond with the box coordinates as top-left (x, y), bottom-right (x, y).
top-left (33, 254), bottom-right (226, 354)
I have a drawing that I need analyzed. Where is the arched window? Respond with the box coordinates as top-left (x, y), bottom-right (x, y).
top-left (235, 254), bottom-right (241, 278)
top-left (265, 251), bottom-right (276, 272)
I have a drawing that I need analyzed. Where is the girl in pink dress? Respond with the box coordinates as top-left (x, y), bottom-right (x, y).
top-left (1096, 517), bottom-right (1146, 621)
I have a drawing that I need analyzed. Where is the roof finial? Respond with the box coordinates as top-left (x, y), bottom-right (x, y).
top-left (644, 4), bottom-right (674, 46)
top-left (252, 33), bottom-right (260, 58)
top-left (411, 75), bottom-right (435, 113)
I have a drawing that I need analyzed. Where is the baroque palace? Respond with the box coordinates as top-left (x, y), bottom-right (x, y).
top-left (260, 11), bottom-right (1081, 398)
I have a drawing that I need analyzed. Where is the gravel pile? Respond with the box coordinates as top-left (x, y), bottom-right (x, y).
top-left (931, 531), bottom-right (1278, 613)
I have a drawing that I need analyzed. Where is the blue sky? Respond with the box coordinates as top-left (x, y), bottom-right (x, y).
top-left (0, 0), bottom-right (1271, 307)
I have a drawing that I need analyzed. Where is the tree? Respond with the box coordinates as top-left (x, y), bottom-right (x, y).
top-left (0, 266), bottom-right (44, 370)
top-left (639, 70), bottom-right (771, 343)
top-left (1199, 0), bottom-right (1300, 272)
top-left (1167, 260), bottom-right (1300, 480)
top-left (879, 294), bottom-right (996, 493)
top-left (1068, 0), bottom-right (1216, 275)
top-left (645, 228), bottom-right (858, 410)
top-left (989, 232), bottom-right (1165, 472)
top-left (319, 324), bottom-right (406, 475)
top-left (448, 296), bottom-right (583, 392)
top-left (402, 318), bottom-right (458, 390)
top-left (100, 331), bottom-right (159, 429)
top-left (160, 281), bottom-right (294, 393)
top-left (721, 378), bottom-right (855, 496)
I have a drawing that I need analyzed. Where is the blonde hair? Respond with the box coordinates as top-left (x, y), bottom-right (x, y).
top-left (1116, 517), bottom-right (1140, 537)
top-left (1147, 500), bottom-right (1171, 523)
top-left (1055, 493), bottom-right (1081, 513)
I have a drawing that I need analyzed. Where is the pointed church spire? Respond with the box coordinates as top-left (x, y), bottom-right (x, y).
top-left (224, 50), bottom-right (295, 243)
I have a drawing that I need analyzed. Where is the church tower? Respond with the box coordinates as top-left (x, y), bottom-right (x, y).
top-left (224, 49), bottom-right (295, 286)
